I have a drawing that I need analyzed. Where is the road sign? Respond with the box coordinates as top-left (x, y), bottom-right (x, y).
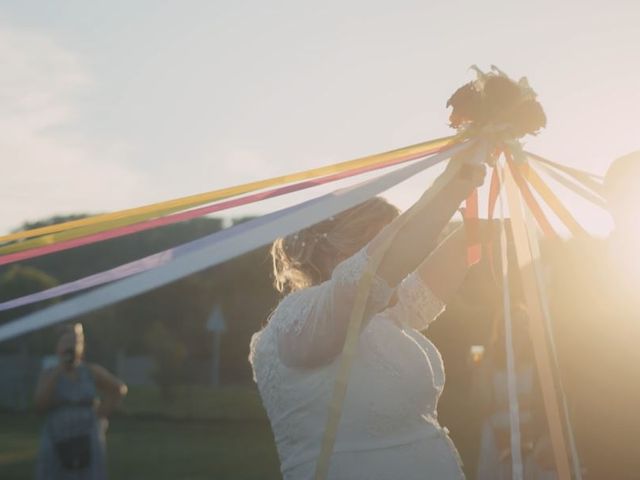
top-left (207, 305), bottom-right (226, 386)
top-left (206, 305), bottom-right (227, 333)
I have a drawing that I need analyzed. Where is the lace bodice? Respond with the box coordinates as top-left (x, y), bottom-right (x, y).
top-left (249, 248), bottom-right (462, 479)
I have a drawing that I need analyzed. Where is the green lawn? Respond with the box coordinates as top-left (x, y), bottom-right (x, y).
top-left (0, 386), bottom-right (281, 480)
top-left (120, 385), bottom-right (270, 420)
top-left (0, 385), bottom-right (482, 479)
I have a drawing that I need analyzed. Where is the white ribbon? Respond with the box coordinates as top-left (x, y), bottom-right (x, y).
top-left (0, 142), bottom-right (469, 343)
top-left (523, 204), bottom-right (583, 480)
top-left (497, 164), bottom-right (524, 480)
top-left (528, 157), bottom-right (607, 210)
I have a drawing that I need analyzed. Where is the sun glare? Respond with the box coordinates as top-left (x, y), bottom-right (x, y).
top-left (605, 152), bottom-right (640, 288)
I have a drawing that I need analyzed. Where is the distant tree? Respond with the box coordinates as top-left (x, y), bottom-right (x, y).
top-left (0, 265), bottom-right (58, 304)
top-left (16, 214), bottom-right (90, 232)
top-left (0, 212), bottom-right (280, 384)
top-left (0, 265), bottom-right (59, 353)
top-left (144, 321), bottom-right (187, 399)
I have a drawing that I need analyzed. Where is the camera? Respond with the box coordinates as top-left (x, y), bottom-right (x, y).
top-left (62, 347), bottom-right (75, 365)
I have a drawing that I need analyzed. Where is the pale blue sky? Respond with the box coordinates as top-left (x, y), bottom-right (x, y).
top-left (2, 1), bottom-right (639, 235)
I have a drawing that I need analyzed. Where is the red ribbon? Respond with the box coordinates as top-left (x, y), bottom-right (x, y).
top-left (463, 188), bottom-right (482, 265)
top-left (485, 165), bottom-right (502, 281)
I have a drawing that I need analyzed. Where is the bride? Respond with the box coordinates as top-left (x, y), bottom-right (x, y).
top-left (250, 148), bottom-right (486, 479)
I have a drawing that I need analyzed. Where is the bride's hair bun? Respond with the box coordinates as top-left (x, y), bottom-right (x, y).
top-left (271, 197), bottom-right (399, 294)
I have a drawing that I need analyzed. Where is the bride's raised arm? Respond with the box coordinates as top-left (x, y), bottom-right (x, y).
top-left (387, 225), bottom-right (476, 332)
top-left (372, 151), bottom-right (485, 288)
top-left (276, 147), bottom-right (486, 368)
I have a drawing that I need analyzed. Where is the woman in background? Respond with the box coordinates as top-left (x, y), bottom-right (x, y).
top-left (34, 323), bottom-right (127, 480)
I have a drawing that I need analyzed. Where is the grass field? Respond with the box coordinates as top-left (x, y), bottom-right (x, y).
top-left (0, 385), bottom-right (482, 479)
top-left (0, 386), bottom-right (281, 480)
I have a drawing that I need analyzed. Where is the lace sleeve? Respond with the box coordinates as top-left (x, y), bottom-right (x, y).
top-left (274, 247), bottom-right (393, 368)
top-left (387, 272), bottom-right (445, 331)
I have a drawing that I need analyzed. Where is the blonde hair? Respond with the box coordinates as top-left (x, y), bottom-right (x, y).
top-left (57, 322), bottom-right (84, 338)
top-left (271, 197), bottom-right (399, 294)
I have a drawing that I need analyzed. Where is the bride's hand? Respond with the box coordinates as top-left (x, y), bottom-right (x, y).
top-left (447, 145), bottom-right (488, 188)
top-left (458, 163), bottom-right (486, 187)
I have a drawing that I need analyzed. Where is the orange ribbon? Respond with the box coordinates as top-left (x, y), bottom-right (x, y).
top-left (516, 158), bottom-right (586, 237)
top-left (505, 152), bottom-right (558, 239)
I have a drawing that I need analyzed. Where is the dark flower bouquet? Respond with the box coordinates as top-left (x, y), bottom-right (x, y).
top-left (447, 65), bottom-right (546, 140)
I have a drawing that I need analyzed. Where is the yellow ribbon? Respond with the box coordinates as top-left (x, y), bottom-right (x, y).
top-left (496, 163), bottom-right (525, 479)
top-left (0, 136), bottom-right (457, 253)
top-left (518, 161), bottom-right (586, 236)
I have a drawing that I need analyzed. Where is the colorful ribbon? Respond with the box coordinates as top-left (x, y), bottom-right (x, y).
top-left (523, 204), bottom-right (583, 480)
top-left (505, 153), bottom-right (558, 239)
top-left (524, 151), bottom-right (605, 196)
top-left (516, 159), bottom-right (586, 237)
top-left (484, 165), bottom-right (502, 284)
top-left (529, 157), bottom-right (607, 210)
top-left (0, 140), bottom-right (452, 266)
top-left (0, 250), bottom-right (175, 312)
top-left (503, 164), bottom-right (573, 479)
top-left (0, 142), bottom-right (466, 343)
top-left (0, 136), bottom-right (458, 248)
top-left (496, 163), bottom-right (524, 480)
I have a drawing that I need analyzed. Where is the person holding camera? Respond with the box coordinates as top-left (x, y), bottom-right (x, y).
top-left (33, 323), bottom-right (127, 480)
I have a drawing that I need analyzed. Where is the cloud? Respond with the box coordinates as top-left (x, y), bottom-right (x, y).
top-left (0, 25), bottom-right (148, 234)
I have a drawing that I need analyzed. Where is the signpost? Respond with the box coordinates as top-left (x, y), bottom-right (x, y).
top-left (206, 305), bottom-right (226, 387)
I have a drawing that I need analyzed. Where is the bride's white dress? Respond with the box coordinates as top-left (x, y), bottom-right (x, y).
top-left (249, 247), bottom-right (465, 479)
